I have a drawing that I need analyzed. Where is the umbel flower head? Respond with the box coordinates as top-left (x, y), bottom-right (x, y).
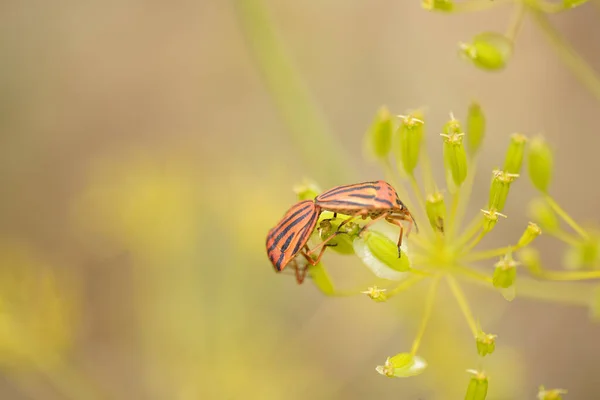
top-left (287, 102), bottom-right (600, 398)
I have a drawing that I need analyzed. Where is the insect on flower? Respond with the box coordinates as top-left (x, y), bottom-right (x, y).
top-left (266, 200), bottom-right (332, 283)
top-left (314, 180), bottom-right (418, 257)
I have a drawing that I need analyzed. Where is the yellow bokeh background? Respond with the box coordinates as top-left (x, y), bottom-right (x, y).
top-left (1, 1), bottom-right (599, 399)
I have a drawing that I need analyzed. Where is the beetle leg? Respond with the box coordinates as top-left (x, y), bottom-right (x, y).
top-left (385, 217), bottom-right (405, 258)
top-left (357, 212), bottom-right (389, 236)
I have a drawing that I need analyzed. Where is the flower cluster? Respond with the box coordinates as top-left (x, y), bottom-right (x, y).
top-left (290, 102), bottom-right (599, 398)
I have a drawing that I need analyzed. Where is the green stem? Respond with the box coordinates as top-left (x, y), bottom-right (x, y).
top-left (465, 274), bottom-right (592, 306)
top-left (446, 275), bottom-right (479, 337)
top-left (453, 264), bottom-right (494, 284)
top-left (447, 187), bottom-right (461, 240)
top-left (532, 0), bottom-right (589, 13)
top-left (409, 175), bottom-right (434, 240)
top-left (461, 231), bottom-right (487, 255)
top-left (387, 274), bottom-right (427, 297)
top-left (463, 244), bottom-right (519, 263)
top-left (453, 163), bottom-right (477, 241)
top-left (547, 228), bottom-right (581, 247)
top-left (456, 214), bottom-right (483, 248)
top-left (429, 0), bottom-right (514, 13)
top-left (410, 275), bottom-right (440, 355)
top-left (506, 2), bottom-right (527, 41)
top-left (529, 6), bottom-right (600, 102)
top-left (534, 269), bottom-right (600, 281)
top-left (233, 0), bottom-right (352, 183)
top-left (545, 195), bottom-right (590, 239)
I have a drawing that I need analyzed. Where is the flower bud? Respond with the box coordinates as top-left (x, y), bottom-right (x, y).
top-left (481, 209), bottom-right (507, 234)
top-left (518, 247), bottom-right (543, 276)
top-left (528, 198), bottom-right (559, 231)
top-left (503, 133), bottom-right (527, 175)
top-left (441, 116), bottom-right (468, 187)
top-left (488, 169), bottom-right (519, 212)
top-left (426, 192), bottom-right (446, 233)
top-left (493, 253), bottom-right (518, 289)
top-left (517, 222), bottom-right (542, 247)
top-left (537, 386), bottom-right (567, 400)
top-left (563, 237), bottom-right (600, 270)
top-left (476, 331), bottom-right (497, 357)
top-left (317, 219), bottom-right (357, 255)
top-left (365, 106), bottom-right (394, 160)
top-left (395, 112), bottom-right (424, 176)
top-left (465, 369), bottom-right (488, 400)
top-left (459, 32), bottom-right (513, 71)
top-left (293, 180), bottom-right (321, 201)
top-left (307, 263), bottom-right (335, 295)
top-left (361, 286), bottom-right (388, 303)
top-left (466, 101), bottom-right (485, 156)
top-left (376, 353), bottom-right (427, 378)
top-left (421, 0), bottom-right (453, 11)
top-left (528, 136), bottom-right (553, 193)
top-left (364, 231), bottom-right (410, 272)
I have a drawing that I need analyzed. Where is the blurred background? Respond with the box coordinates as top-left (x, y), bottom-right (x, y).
top-left (1, 1), bottom-right (600, 399)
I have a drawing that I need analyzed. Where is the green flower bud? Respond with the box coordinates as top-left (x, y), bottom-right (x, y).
top-left (317, 219), bottom-right (357, 255)
top-left (475, 331), bottom-right (497, 357)
top-left (528, 198), bottom-right (559, 231)
top-left (293, 180), bottom-right (321, 201)
top-left (488, 169), bottom-right (519, 212)
top-left (517, 222), bottom-right (542, 247)
top-left (503, 133), bottom-right (527, 175)
top-left (365, 106), bottom-right (394, 160)
top-left (563, 237), bottom-right (600, 270)
top-left (537, 386), bottom-right (567, 400)
top-left (466, 102), bottom-right (485, 156)
top-left (589, 285), bottom-right (600, 322)
top-left (493, 253), bottom-right (518, 289)
top-left (528, 136), bottom-right (553, 193)
top-left (395, 112), bottom-right (424, 176)
top-left (441, 116), bottom-right (468, 187)
top-left (364, 231), bottom-right (410, 272)
top-left (422, 0), bottom-right (453, 11)
top-left (465, 369), bottom-right (488, 400)
top-left (518, 247), bottom-right (543, 276)
top-left (460, 32), bottom-right (513, 71)
top-left (376, 353), bottom-right (427, 378)
top-left (361, 286), bottom-right (388, 303)
top-left (308, 263), bottom-right (335, 295)
top-left (426, 192), bottom-right (447, 233)
top-left (481, 209), bottom-right (507, 234)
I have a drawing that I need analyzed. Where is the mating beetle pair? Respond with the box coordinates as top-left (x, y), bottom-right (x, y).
top-left (265, 180), bottom-right (417, 283)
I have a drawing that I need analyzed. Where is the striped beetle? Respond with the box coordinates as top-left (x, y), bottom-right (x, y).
top-left (314, 180), bottom-right (417, 257)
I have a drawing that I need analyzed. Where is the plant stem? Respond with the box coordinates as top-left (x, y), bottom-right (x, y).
top-left (546, 228), bottom-right (581, 247)
top-left (233, 0), bottom-right (352, 184)
top-left (456, 214), bottom-right (483, 248)
top-left (454, 163), bottom-right (477, 241)
top-left (506, 2), bottom-right (527, 41)
top-left (533, 0), bottom-right (589, 13)
top-left (465, 274), bottom-right (592, 306)
top-left (388, 274), bottom-right (427, 297)
top-left (434, 0), bottom-right (514, 13)
top-left (446, 275), bottom-right (479, 337)
top-left (534, 270), bottom-right (600, 281)
top-left (529, 6), bottom-right (600, 102)
top-left (545, 195), bottom-right (590, 239)
top-left (463, 244), bottom-right (519, 263)
top-left (410, 275), bottom-right (440, 355)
